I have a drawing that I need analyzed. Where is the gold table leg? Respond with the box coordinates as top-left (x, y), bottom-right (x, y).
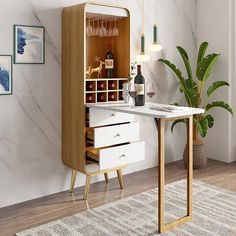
top-left (155, 115), bottom-right (193, 233)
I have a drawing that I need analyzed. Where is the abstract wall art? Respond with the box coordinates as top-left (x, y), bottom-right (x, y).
top-left (0, 55), bottom-right (12, 95)
top-left (14, 25), bottom-right (45, 64)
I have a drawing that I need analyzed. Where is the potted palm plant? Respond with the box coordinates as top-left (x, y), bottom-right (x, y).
top-left (159, 42), bottom-right (233, 169)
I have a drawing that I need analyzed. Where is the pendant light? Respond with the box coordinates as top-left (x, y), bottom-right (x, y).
top-left (149, 0), bottom-right (163, 52)
top-left (136, 0), bottom-right (150, 62)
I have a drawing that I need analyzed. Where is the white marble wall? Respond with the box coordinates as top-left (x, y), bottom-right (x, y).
top-left (0, 0), bottom-right (197, 207)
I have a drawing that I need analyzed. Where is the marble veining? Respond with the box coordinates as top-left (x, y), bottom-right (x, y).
top-left (0, 0), bottom-right (197, 207)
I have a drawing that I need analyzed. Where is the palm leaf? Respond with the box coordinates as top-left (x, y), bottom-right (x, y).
top-left (184, 88), bottom-right (198, 107)
top-left (158, 59), bottom-right (186, 88)
top-left (196, 54), bottom-right (220, 82)
top-left (177, 46), bottom-right (193, 83)
top-left (171, 119), bottom-right (185, 133)
top-left (197, 42), bottom-right (208, 65)
top-left (194, 118), bottom-right (208, 138)
top-left (205, 114), bottom-right (214, 128)
top-left (207, 81), bottom-right (229, 97)
top-left (205, 101), bottom-right (233, 115)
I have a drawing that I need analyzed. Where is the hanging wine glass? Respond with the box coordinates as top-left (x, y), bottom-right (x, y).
top-left (99, 19), bottom-right (106, 37)
top-left (112, 19), bottom-right (119, 36)
top-left (104, 21), bottom-right (108, 37)
top-left (86, 18), bottom-right (93, 36)
top-left (94, 20), bottom-right (100, 36)
top-left (91, 19), bottom-right (96, 36)
top-left (108, 20), bottom-right (113, 37)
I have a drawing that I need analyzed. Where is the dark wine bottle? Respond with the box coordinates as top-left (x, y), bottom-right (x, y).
top-left (97, 81), bottom-right (106, 90)
top-left (134, 65), bottom-right (145, 106)
top-left (108, 92), bottom-right (116, 101)
top-left (108, 80), bottom-right (116, 90)
top-left (86, 94), bottom-right (93, 103)
top-left (105, 43), bottom-right (114, 78)
top-left (97, 93), bottom-right (106, 102)
top-left (86, 82), bottom-right (94, 91)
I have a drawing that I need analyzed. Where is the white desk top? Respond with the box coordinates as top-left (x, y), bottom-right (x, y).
top-left (86, 103), bottom-right (204, 119)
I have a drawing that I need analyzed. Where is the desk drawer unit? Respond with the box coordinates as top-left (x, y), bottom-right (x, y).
top-left (87, 122), bottom-right (140, 148)
top-left (89, 107), bottom-right (134, 127)
top-left (87, 142), bottom-right (145, 170)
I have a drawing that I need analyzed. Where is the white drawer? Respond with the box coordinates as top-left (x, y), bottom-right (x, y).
top-left (89, 122), bottom-right (139, 148)
top-left (99, 142), bottom-right (145, 170)
top-left (89, 108), bottom-right (135, 127)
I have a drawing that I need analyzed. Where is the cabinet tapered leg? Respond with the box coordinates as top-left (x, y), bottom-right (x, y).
top-left (117, 169), bottom-right (124, 189)
top-left (104, 173), bottom-right (109, 183)
top-left (70, 169), bottom-right (77, 193)
top-left (84, 175), bottom-right (91, 200)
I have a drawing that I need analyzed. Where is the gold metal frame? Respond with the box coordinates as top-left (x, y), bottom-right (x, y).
top-left (155, 115), bottom-right (193, 233)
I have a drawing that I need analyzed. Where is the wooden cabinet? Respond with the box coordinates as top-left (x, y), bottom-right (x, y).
top-left (62, 2), bottom-right (144, 199)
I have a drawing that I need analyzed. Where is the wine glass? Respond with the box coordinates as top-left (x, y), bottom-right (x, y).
top-left (86, 18), bottom-right (93, 36)
top-left (94, 20), bottom-right (100, 36)
top-left (91, 19), bottom-right (96, 36)
top-left (99, 19), bottom-right (106, 37)
top-left (108, 20), bottom-right (113, 37)
top-left (128, 83), bottom-right (137, 107)
top-left (112, 19), bottom-right (119, 36)
top-left (146, 82), bottom-right (156, 101)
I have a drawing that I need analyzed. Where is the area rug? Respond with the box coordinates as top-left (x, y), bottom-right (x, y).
top-left (16, 180), bottom-right (236, 236)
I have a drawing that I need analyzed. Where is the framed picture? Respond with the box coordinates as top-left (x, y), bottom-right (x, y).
top-left (14, 25), bottom-right (45, 64)
top-left (0, 55), bottom-right (12, 95)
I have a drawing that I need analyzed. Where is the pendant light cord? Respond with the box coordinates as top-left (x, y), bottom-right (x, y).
top-left (142, 0), bottom-right (144, 34)
top-left (155, 0), bottom-right (157, 25)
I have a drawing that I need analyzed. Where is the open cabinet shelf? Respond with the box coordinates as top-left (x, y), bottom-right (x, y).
top-left (62, 2), bottom-right (130, 174)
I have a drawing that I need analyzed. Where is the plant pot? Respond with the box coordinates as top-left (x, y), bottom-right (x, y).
top-left (183, 139), bottom-right (207, 169)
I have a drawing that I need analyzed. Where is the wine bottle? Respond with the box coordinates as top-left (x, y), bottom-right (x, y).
top-left (108, 80), bottom-right (116, 90)
top-left (105, 43), bottom-right (114, 78)
top-left (86, 82), bottom-right (94, 91)
top-left (97, 81), bottom-right (106, 90)
top-left (134, 65), bottom-right (145, 106)
top-left (108, 92), bottom-right (116, 101)
top-left (86, 94), bottom-right (93, 103)
top-left (97, 93), bottom-right (106, 102)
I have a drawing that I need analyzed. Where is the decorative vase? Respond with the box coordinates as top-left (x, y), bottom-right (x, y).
top-left (183, 126), bottom-right (207, 169)
top-left (122, 82), bottom-right (130, 103)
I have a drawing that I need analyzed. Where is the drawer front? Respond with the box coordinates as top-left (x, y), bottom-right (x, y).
top-left (89, 108), bottom-right (135, 127)
top-left (94, 122), bottom-right (139, 148)
top-left (99, 142), bottom-right (145, 170)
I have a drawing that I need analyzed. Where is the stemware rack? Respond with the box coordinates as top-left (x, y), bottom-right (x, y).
top-left (85, 78), bottom-right (128, 103)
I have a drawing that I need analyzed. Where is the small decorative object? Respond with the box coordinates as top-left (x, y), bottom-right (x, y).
top-left (14, 25), bottom-right (45, 64)
top-left (89, 56), bottom-right (105, 79)
top-left (159, 42), bottom-right (233, 169)
top-left (149, 0), bottom-right (162, 52)
top-left (86, 66), bottom-right (92, 79)
top-left (128, 62), bottom-right (137, 83)
top-left (0, 55), bottom-right (12, 95)
top-left (136, 0), bottom-right (150, 62)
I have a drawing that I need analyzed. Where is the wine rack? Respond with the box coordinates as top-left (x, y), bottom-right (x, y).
top-left (85, 78), bottom-right (128, 103)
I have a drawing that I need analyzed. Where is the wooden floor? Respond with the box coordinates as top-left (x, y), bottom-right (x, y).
top-left (1, 159), bottom-right (236, 236)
